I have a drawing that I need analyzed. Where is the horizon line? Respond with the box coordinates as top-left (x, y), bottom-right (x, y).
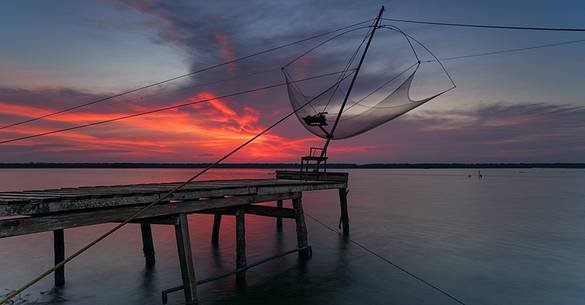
top-left (1, 162), bottom-right (584, 169)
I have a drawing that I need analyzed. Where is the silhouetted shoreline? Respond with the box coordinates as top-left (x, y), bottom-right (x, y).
top-left (0, 163), bottom-right (584, 169)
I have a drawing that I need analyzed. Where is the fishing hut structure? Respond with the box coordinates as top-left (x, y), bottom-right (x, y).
top-left (0, 6), bottom-right (457, 305)
top-left (0, 171), bottom-right (349, 304)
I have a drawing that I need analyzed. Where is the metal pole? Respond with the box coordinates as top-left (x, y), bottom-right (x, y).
top-left (322, 6), bottom-right (385, 156)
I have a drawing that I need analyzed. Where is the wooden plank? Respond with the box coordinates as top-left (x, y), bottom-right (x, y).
top-left (0, 178), bottom-right (338, 200)
top-left (0, 181), bottom-right (344, 217)
top-left (174, 214), bottom-right (198, 304)
top-left (195, 208), bottom-right (237, 216)
top-left (194, 205), bottom-right (296, 219)
top-left (255, 182), bottom-right (346, 195)
top-left (0, 196), bottom-right (50, 201)
top-left (245, 205), bottom-right (296, 219)
top-left (14, 178), bottom-right (314, 195)
top-left (0, 192), bottom-right (300, 238)
top-left (0, 188), bottom-right (252, 216)
top-left (129, 216), bottom-right (179, 225)
top-left (276, 170), bottom-right (349, 183)
top-left (0, 193), bottom-right (79, 199)
top-left (0, 193), bottom-right (162, 215)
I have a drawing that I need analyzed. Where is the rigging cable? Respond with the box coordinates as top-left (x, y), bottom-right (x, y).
top-left (282, 24), bottom-right (373, 114)
top-left (0, 70), bottom-right (350, 145)
top-left (0, 71), bottom-right (356, 305)
top-left (422, 38), bottom-right (585, 62)
top-left (322, 22), bottom-right (376, 112)
top-left (382, 17), bottom-right (585, 32)
top-left (343, 62), bottom-right (418, 112)
top-left (305, 213), bottom-right (468, 305)
top-left (382, 25), bottom-right (457, 90)
top-left (0, 19), bottom-right (373, 131)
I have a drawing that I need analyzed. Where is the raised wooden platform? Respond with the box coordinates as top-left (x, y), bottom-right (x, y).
top-left (0, 171), bottom-right (349, 305)
top-left (0, 176), bottom-right (346, 217)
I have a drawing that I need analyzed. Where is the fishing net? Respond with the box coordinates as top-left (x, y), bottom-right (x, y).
top-left (283, 25), bottom-right (455, 140)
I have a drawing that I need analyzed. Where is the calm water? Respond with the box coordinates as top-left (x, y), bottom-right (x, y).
top-left (1, 168), bottom-right (585, 305)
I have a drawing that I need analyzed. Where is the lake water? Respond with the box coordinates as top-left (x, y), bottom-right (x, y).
top-left (1, 168), bottom-right (584, 305)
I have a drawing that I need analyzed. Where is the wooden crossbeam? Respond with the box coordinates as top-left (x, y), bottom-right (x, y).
top-left (194, 205), bottom-right (296, 219)
top-left (246, 205), bottom-right (296, 219)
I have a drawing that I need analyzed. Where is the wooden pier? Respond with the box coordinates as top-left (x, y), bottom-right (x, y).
top-left (0, 170), bottom-right (349, 304)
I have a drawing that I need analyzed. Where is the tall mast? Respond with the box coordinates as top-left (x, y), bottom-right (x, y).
top-left (321, 6), bottom-right (385, 156)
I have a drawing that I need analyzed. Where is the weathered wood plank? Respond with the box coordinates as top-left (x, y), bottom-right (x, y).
top-left (174, 214), bottom-right (198, 304)
top-left (0, 180), bottom-right (344, 217)
top-left (194, 205), bottom-right (295, 219)
top-left (245, 205), bottom-right (296, 219)
top-left (0, 193), bottom-right (80, 199)
top-left (129, 216), bottom-right (179, 225)
top-left (276, 170), bottom-right (349, 182)
top-left (195, 208), bottom-right (237, 216)
top-left (0, 189), bottom-right (249, 215)
top-left (0, 193), bottom-right (299, 238)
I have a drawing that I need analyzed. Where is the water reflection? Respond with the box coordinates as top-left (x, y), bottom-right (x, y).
top-left (1, 168), bottom-right (584, 304)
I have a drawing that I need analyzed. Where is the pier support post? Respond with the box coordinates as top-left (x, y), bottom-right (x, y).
top-left (338, 188), bottom-right (350, 235)
top-left (211, 214), bottom-right (222, 245)
top-left (292, 194), bottom-right (311, 259)
top-left (174, 214), bottom-right (198, 304)
top-left (140, 223), bottom-right (156, 266)
top-left (235, 208), bottom-right (246, 281)
top-left (276, 200), bottom-right (283, 232)
top-left (53, 229), bottom-right (65, 287)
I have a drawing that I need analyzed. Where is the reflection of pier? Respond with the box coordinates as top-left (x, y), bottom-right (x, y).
top-left (0, 171), bottom-right (349, 304)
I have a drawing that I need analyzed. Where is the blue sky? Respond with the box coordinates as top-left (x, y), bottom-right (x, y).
top-left (0, 0), bottom-right (584, 163)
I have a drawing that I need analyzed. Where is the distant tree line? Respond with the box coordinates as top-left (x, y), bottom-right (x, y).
top-left (0, 163), bottom-right (584, 169)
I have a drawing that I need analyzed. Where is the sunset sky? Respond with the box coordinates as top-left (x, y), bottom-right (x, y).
top-left (1, 0), bottom-right (584, 163)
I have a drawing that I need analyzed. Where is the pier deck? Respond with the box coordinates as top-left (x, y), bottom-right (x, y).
top-left (0, 171), bottom-right (349, 304)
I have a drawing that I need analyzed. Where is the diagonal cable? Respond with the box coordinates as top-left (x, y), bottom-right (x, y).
top-left (0, 70), bottom-right (346, 145)
top-left (0, 70), bottom-right (356, 305)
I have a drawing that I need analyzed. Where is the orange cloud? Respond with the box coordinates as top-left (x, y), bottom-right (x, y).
top-left (0, 91), bottom-right (334, 162)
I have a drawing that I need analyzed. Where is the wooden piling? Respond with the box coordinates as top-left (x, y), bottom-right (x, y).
top-left (276, 200), bottom-right (283, 232)
top-left (140, 223), bottom-right (156, 266)
top-left (338, 188), bottom-right (350, 235)
top-left (235, 208), bottom-right (246, 280)
top-left (292, 194), bottom-right (311, 259)
top-left (211, 214), bottom-right (222, 245)
top-left (53, 229), bottom-right (65, 287)
top-left (174, 214), bottom-right (198, 304)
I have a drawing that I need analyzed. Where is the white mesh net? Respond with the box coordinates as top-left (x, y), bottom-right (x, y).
top-left (285, 66), bottom-right (447, 140)
top-left (283, 24), bottom-right (454, 141)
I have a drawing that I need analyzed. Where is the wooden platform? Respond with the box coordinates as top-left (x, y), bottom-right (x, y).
top-left (0, 171), bottom-right (349, 305)
top-left (0, 175), bottom-right (345, 217)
